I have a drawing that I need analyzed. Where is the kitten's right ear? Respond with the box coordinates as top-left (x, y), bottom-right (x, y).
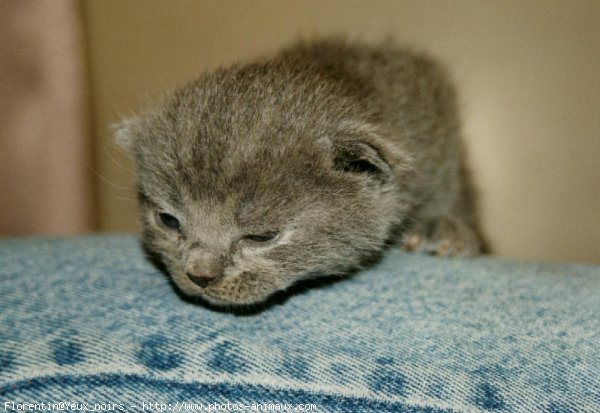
top-left (112, 118), bottom-right (137, 154)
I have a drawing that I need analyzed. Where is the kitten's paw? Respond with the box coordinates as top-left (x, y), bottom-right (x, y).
top-left (402, 216), bottom-right (481, 257)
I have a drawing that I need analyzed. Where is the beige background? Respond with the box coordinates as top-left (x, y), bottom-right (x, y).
top-left (81, 0), bottom-right (600, 264)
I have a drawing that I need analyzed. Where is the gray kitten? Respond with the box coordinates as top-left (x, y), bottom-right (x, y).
top-left (116, 39), bottom-right (483, 307)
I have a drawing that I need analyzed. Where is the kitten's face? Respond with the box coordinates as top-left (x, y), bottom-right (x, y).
top-left (139, 175), bottom-right (383, 306)
top-left (117, 64), bottom-right (410, 307)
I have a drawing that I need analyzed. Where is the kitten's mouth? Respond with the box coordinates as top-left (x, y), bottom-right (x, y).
top-left (172, 269), bottom-right (283, 307)
top-left (197, 292), bottom-right (235, 307)
top-left (178, 276), bottom-right (264, 306)
top-left (198, 289), bottom-right (276, 308)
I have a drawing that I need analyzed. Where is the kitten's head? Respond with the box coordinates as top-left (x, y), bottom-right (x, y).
top-left (116, 62), bottom-right (412, 307)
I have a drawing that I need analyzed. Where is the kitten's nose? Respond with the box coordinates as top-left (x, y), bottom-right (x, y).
top-left (186, 271), bottom-right (219, 288)
top-left (185, 249), bottom-right (224, 288)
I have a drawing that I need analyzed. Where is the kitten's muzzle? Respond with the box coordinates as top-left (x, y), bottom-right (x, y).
top-left (186, 271), bottom-right (220, 288)
top-left (184, 249), bottom-right (225, 288)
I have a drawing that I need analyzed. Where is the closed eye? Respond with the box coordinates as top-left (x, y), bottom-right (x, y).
top-left (243, 232), bottom-right (278, 243)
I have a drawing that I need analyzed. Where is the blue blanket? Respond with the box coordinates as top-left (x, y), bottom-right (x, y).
top-left (1, 236), bottom-right (599, 412)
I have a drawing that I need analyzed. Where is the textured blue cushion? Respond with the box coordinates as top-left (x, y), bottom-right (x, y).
top-left (1, 236), bottom-right (599, 412)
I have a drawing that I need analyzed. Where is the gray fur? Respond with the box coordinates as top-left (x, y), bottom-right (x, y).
top-left (117, 39), bottom-right (483, 306)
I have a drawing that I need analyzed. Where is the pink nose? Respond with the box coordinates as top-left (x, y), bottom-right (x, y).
top-left (186, 271), bottom-right (219, 288)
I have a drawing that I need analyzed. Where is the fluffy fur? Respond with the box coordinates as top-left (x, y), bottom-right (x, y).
top-left (116, 39), bottom-right (483, 306)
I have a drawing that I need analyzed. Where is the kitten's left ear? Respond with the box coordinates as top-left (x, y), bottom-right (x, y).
top-left (322, 123), bottom-right (411, 183)
top-left (111, 118), bottom-right (138, 154)
top-left (332, 140), bottom-right (392, 182)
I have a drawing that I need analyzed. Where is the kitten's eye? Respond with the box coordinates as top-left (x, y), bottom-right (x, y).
top-left (158, 212), bottom-right (180, 230)
top-left (243, 232), bottom-right (278, 243)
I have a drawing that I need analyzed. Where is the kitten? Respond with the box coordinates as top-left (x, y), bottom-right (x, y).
top-left (115, 39), bottom-right (483, 307)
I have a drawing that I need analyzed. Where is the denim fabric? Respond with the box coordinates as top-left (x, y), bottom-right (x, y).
top-left (1, 235), bottom-right (599, 412)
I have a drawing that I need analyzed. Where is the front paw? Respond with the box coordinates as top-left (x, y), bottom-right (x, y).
top-left (402, 216), bottom-right (481, 257)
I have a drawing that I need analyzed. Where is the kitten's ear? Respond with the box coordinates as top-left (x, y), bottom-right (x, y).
top-left (112, 118), bottom-right (137, 154)
top-left (322, 124), bottom-right (411, 184)
top-left (333, 140), bottom-right (392, 182)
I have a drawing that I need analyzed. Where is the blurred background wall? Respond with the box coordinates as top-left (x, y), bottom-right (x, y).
top-left (1, 1), bottom-right (599, 264)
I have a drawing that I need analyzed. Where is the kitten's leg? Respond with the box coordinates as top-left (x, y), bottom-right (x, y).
top-left (402, 215), bottom-right (481, 257)
top-left (402, 147), bottom-right (484, 257)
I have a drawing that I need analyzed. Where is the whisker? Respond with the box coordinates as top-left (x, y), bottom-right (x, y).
top-left (85, 163), bottom-right (134, 192)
